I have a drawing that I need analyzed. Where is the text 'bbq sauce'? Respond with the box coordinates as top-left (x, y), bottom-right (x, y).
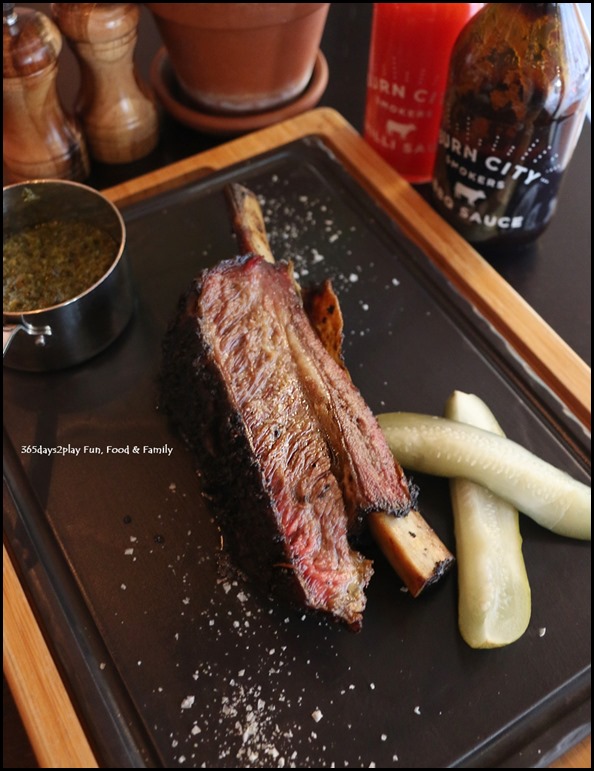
top-left (431, 3), bottom-right (591, 247)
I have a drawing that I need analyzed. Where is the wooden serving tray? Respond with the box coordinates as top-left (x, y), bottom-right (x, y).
top-left (4, 109), bottom-right (590, 768)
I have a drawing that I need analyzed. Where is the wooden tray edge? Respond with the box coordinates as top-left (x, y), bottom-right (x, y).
top-left (3, 544), bottom-right (99, 768)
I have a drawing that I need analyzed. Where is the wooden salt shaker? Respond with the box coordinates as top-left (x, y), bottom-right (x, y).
top-left (3, 3), bottom-right (90, 183)
top-left (52, 3), bottom-right (159, 164)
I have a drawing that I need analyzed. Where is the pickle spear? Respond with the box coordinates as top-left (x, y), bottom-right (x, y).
top-left (377, 412), bottom-right (591, 541)
top-left (445, 391), bottom-right (531, 648)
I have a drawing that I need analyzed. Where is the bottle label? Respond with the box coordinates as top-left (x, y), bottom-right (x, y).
top-left (364, 72), bottom-right (442, 177)
top-left (431, 110), bottom-right (585, 243)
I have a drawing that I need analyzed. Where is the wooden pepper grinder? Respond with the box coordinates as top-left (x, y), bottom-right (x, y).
top-left (52, 3), bottom-right (159, 164)
top-left (3, 3), bottom-right (90, 183)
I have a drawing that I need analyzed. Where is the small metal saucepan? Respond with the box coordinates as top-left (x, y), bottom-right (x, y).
top-left (3, 179), bottom-right (134, 371)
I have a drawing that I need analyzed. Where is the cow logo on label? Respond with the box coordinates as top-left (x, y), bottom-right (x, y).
top-left (386, 120), bottom-right (416, 140)
top-left (454, 182), bottom-right (486, 206)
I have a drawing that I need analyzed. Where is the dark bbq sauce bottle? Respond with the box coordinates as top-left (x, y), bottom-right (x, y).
top-left (431, 3), bottom-right (591, 248)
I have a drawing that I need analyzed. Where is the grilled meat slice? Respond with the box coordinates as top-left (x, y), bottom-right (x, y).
top-left (161, 254), bottom-right (414, 629)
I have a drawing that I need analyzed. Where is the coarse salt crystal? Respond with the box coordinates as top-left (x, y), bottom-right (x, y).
top-left (414, 706), bottom-right (421, 715)
top-left (181, 695), bottom-right (195, 710)
top-left (538, 627), bottom-right (547, 637)
top-left (311, 709), bottom-right (323, 723)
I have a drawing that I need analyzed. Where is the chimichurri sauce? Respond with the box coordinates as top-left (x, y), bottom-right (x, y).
top-left (3, 219), bottom-right (119, 312)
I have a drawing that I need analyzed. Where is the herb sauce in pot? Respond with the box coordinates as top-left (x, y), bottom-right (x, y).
top-left (3, 219), bottom-right (119, 313)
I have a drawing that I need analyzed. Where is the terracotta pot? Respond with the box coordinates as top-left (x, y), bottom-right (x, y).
top-left (145, 3), bottom-right (330, 114)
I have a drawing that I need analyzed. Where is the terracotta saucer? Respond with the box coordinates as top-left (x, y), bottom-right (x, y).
top-left (149, 47), bottom-right (329, 136)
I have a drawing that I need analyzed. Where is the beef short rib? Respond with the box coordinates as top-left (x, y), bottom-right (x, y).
top-left (160, 254), bottom-right (414, 629)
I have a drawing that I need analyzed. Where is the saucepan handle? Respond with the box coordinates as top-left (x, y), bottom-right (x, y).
top-left (3, 319), bottom-right (52, 357)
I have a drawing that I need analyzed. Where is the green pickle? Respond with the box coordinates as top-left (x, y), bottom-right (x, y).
top-left (377, 411), bottom-right (591, 541)
top-left (431, 3), bottom-right (591, 246)
top-left (445, 391), bottom-right (531, 649)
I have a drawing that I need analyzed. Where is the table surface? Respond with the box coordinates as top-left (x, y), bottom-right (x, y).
top-left (3, 4), bottom-right (591, 769)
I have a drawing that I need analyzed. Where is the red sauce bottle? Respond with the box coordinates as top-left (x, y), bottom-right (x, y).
top-left (431, 3), bottom-right (591, 247)
top-left (364, 3), bottom-right (483, 183)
